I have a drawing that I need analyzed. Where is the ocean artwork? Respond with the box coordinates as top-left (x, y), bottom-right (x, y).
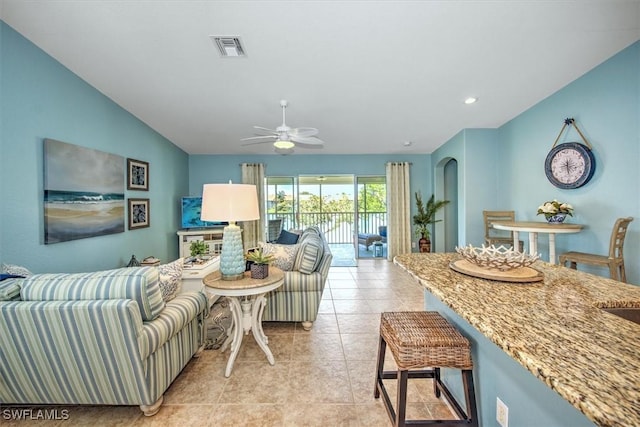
top-left (44, 139), bottom-right (125, 244)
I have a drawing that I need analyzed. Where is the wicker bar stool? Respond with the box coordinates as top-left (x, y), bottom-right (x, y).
top-left (374, 311), bottom-right (478, 427)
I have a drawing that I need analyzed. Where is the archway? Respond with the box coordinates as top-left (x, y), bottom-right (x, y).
top-left (434, 157), bottom-right (459, 252)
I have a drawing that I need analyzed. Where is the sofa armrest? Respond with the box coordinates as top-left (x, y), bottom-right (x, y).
top-left (139, 291), bottom-right (208, 358)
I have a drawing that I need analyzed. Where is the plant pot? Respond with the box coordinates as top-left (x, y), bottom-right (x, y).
top-left (545, 213), bottom-right (567, 224)
top-left (419, 235), bottom-right (431, 253)
top-left (250, 263), bottom-right (269, 279)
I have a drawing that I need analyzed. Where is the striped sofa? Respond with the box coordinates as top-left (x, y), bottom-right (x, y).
top-left (262, 227), bottom-right (332, 330)
top-left (0, 267), bottom-right (208, 416)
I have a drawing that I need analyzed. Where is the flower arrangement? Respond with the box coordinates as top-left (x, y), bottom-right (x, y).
top-left (537, 199), bottom-right (574, 218)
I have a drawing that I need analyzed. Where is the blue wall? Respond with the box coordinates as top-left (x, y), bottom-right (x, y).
top-left (0, 21), bottom-right (189, 273)
top-left (189, 153), bottom-right (430, 194)
top-left (188, 154), bottom-right (432, 244)
top-left (432, 128), bottom-right (502, 248)
top-left (434, 41), bottom-right (640, 284)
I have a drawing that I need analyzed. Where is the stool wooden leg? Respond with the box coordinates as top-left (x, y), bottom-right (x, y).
top-left (433, 367), bottom-right (441, 398)
top-left (374, 335), bottom-right (386, 398)
top-left (462, 369), bottom-right (479, 427)
top-left (396, 369), bottom-right (408, 427)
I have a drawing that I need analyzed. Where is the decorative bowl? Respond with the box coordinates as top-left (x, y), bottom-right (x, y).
top-left (455, 244), bottom-right (540, 271)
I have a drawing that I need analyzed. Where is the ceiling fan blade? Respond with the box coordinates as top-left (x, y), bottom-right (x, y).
top-left (241, 139), bottom-right (277, 146)
top-left (291, 135), bottom-right (324, 145)
top-left (241, 135), bottom-right (277, 141)
top-left (289, 127), bottom-right (318, 137)
top-left (253, 126), bottom-right (278, 133)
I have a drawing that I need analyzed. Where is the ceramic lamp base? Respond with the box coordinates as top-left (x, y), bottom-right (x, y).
top-left (220, 223), bottom-right (246, 281)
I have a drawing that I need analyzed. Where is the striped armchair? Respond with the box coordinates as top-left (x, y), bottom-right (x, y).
top-left (262, 227), bottom-right (332, 330)
top-left (0, 267), bottom-right (208, 416)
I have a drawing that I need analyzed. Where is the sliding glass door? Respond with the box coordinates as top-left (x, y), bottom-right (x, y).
top-left (356, 176), bottom-right (387, 259)
top-left (265, 174), bottom-right (387, 264)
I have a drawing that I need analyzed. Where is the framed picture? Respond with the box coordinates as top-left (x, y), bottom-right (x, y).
top-left (127, 158), bottom-right (149, 190)
top-left (44, 139), bottom-right (125, 244)
top-left (128, 198), bottom-right (150, 229)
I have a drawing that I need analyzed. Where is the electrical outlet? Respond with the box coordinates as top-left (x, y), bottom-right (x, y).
top-left (411, 241), bottom-right (416, 248)
top-left (496, 397), bottom-right (509, 427)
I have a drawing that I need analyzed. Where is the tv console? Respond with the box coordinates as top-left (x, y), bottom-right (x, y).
top-left (177, 228), bottom-right (224, 258)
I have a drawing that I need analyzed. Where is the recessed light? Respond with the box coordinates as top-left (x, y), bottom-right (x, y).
top-left (403, 141), bottom-right (412, 147)
top-left (464, 97), bottom-right (478, 104)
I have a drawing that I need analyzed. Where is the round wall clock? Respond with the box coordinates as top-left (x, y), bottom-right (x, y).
top-left (544, 142), bottom-right (596, 189)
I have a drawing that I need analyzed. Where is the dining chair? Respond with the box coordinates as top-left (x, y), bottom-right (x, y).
top-left (559, 217), bottom-right (633, 283)
top-left (483, 210), bottom-right (523, 251)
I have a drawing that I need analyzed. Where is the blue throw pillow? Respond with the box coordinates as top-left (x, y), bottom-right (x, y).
top-left (1, 273), bottom-right (24, 281)
top-left (276, 229), bottom-right (300, 245)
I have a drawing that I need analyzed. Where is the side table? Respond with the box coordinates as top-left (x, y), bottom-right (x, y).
top-left (203, 268), bottom-right (284, 377)
top-left (182, 256), bottom-right (220, 292)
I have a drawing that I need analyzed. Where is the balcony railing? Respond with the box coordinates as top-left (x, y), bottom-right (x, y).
top-left (266, 211), bottom-right (386, 244)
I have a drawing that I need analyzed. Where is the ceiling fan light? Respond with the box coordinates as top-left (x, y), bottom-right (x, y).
top-left (274, 139), bottom-right (295, 149)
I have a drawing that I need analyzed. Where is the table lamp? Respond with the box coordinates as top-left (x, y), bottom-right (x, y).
top-left (201, 182), bottom-right (259, 280)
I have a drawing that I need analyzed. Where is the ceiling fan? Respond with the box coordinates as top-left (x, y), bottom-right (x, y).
top-left (241, 100), bottom-right (324, 152)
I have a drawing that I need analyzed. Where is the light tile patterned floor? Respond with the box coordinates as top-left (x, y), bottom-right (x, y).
top-left (5, 260), bottom-right (456, 426)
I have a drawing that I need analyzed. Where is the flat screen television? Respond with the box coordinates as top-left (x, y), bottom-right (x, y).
top-left (180, 196), bottom-right (227, 229)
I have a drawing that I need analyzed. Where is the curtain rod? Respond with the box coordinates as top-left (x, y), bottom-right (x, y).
top-left (385, 162), bottom-right (413, 165)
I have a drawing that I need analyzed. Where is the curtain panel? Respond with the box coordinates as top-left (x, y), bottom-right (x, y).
top-left (241, 163), bottom-right (265, 250)
top-left (385, 162), bottom-right (412, 260)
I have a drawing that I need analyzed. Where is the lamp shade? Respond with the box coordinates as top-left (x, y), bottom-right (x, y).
top-left (201, 183), bottom-right (259, 222)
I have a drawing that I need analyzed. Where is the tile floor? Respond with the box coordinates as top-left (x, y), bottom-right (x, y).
top-left (5, 259), bottom-right (456, 426)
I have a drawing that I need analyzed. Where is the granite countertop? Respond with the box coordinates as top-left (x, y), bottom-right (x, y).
top-left (394, 253), bottom-right (640, 427)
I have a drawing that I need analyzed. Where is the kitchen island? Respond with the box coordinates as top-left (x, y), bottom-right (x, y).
top-left (394, 253), bottom-right (640, 427)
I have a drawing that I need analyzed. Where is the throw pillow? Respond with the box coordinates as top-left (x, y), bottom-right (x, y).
top-left (276, 229), bottom-right (300, 245)
top-left (260, 242), bottom-right (299, 271)
top-left (1, 263), bottom-right (33, 277)
top-left (294, 236), bottom-right (324, 274)
top-left (0, 278), bottom-right (22, 301)
top-left (157, 258), bottom-right (183, 302)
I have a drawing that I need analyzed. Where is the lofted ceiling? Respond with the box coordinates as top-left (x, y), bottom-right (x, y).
top-left (1, 1), bottom-right (639, 155)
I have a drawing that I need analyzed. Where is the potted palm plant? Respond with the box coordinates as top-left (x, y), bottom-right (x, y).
top-left (245, 248), bottom-right (275, 279)
top-left (413, 192), bottom-right (450, 253)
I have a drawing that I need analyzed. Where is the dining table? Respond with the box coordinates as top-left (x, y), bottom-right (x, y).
top-left (491, 220), bottom-right (583, 264)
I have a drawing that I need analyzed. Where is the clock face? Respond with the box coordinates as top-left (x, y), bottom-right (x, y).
top-left (544, 142), bottom-right (595, 189)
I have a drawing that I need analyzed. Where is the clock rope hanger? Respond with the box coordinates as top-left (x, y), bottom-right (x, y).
top-left (544, 118), bottom-right (596, 189)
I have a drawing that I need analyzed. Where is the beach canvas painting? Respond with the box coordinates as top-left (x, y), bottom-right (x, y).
top-left (44, 139), bottom-right (125, 244)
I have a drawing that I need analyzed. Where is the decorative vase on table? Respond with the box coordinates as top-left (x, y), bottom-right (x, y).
top-left (545, 213), bottom-right (567, 224)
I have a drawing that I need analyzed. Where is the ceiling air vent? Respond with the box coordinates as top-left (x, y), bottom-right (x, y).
top-left (211, 36), bottom-right (246, 57)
